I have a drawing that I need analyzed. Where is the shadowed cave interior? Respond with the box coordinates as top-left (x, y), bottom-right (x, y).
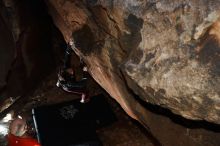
top-left (0, 0), bottom-right (220, 146)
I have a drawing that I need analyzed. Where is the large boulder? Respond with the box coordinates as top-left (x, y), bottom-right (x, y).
top-left (1, 0), bottom-right (219, 145)
top-left (46, 0), bottom-right (220, 125)
top-left (45, 0), bottom-right (220, 145)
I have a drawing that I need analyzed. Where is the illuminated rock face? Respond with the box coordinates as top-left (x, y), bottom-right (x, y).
top-left (46, 0), bottom-right (220, 124)
top-left (46, 1), bottom-right (220, 145)
top-left (1, 0), bottom-right (220, 145)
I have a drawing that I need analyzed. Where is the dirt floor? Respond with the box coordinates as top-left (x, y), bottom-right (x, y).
top-left (0, 72), bottom-right (155, 146)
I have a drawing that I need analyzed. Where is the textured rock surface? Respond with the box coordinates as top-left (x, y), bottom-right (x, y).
top-left (45, 0), bottom-right (220, 145)
top-left (122, 1), bottom-right (220, 124)
top-left (46, 0), bottom-right (220, 124)
top-left (1, 0), bottom-right (220, 145)
top-left (0, 0), bottom-right (62, 97)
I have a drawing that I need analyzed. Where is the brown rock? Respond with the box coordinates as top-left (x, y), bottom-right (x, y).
top-left (45, 0), bottom-right (220, 145)
top-left (0, 0), bottom-right (60, 97)
top-left (2, 0), bottom-right (220, 145)
top-left (46, 0), bottom-right (220, 124)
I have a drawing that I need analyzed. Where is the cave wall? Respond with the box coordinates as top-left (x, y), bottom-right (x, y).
top-left (1, 0), bottom-right (220, 145)
top-left (0, 11), bottom-right (15, 91)
top-left (0, 0), bottom-right (63, 98)
top-left (45, 0), bottom-right (220, 124)
top-left (45, 0), bottom-right (220, 146)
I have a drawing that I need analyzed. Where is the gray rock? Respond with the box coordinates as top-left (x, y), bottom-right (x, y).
top-left (46, 0), bottom-right (220, 145)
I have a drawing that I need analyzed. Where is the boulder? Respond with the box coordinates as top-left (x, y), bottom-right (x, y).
top-left (45, 0), bottom-right (220, 145)
top-left (46, 0), bottom-right (220, 125)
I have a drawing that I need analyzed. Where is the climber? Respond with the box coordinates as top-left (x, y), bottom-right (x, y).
top-left (56, 39), bottom-right (89, 103)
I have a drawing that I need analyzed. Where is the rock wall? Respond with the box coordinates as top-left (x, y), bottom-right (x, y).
top-left (1, 0), bottom-right (220, 145)
top-left (0, 0), bottom-right (63, 98)
top-left (46, 0), bottom-right (220, 125)
top-left (45, 0), bottom-right (220, 145)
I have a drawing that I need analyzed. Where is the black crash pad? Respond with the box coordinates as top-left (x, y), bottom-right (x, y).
top-left (32, 94), bottom-right (117, 146)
